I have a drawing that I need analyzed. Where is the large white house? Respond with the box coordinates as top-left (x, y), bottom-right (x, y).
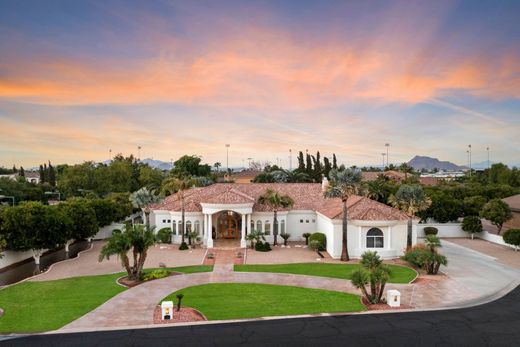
top-left (150, 183), bottom-right (416, 259)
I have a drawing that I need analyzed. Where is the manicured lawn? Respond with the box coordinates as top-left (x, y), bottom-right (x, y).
top-left (161, 265), bottom-right (213, 274)
top-left (162, 283), bottom-right (365, 320)
top-left (234, 263), bottom-right (416, 283)
top-left (0, 265), bottom-right (213, 333)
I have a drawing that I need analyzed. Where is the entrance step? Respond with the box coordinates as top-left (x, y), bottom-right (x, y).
top-left (211, 248), bottom-right (246, 273)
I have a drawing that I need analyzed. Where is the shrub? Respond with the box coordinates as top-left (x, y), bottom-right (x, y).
top-left (157, 228), bottom-right (172, 243)
top-left (280, 232), bottom-right (291, 246)
top-left (255, 241), bottom-right (272, 252)
top-left (207, 253), bottom-right (214, 259)
top-left (423, 227), bottom-right (438, 236)
top-left (112, 228), bottom-right (122, 235)
top-left (401, 244), bottom-right (428, 268)
top-left (503, 229), bottom-right (520, 250)
top-left (308, 232), bottom-right (326, 251)
top-left (461, 216), bottom-right (483, 239)
top-left (179, 242), bottom-right (189, 250)
top-left (302, 232), bottom-right (311, 245)
top-left (309, 240), bottom-right (322, 252)
top-left (142, 269), bottom-right (171, 281)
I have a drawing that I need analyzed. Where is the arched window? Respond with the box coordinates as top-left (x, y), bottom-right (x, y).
top-left (265, 220), bottom-right (271, 235)
top-left (186, 221), bottom-right (192, 233)
top-left (194, 221), bottom-right (200, 234)
top-left (172, 221), bottom-right (177, 235)
top-left (178, 221), bottom-right (182, 235)
top-left (366, 228), bottom-right (384, 248)
top-left (256, 220), bottom-right (262, 233)
top-left (280, 220), bottom-right (286, 234)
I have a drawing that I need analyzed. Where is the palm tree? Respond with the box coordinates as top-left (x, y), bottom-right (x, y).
top-left (420, 235), bottom-right (447, 274)
top-left (161, 177), bottom-right (196, 245)
top-left (351, 251), bottom-right (390, 304)
top-left (365, 180), bottom-right (386, 202)
top-left (257, 189), bottom-right (294, 246)
top-left (398, 162), bottom-right (415, 180)
top-left (98, 224), bottom-right (156, 280)
top-left (270, 169), bottom-right (312, 183)
top-left (129, 187), bottom-right (161, 230)
top-left (214, 162), bottom-right (221, 173)
top-left (324, 168), bottom-right (362, 261)
top-left (388, 184), bottom-right (431, 249)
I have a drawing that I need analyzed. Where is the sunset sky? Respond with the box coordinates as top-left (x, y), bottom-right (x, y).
top-left (1, 0), bottom-right (519, 168)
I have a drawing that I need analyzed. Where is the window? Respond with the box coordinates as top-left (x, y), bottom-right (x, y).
top-left (162, 219), bottom-right (166, 223)
top-left (186, 221), bottom-right (192, 233)
top-left (256, 220), bottom-right (262, 232)
top-left (306, 220), bottom-right (309, 223)
top-left (172, 221), bottom-right (177, 235)
top-left (300, 219), bottom-right (304, 223)
top-left (312, 219), bottom-right (316, 223)
top-left (194, 221), bottom-right (200, 234)
top-left (178, 221), bottom-right (182, 234)
top-left (167, 219), bottom-right (171, 223)
top-left (265, 220), bottom-right (271, 235)
top-left (366, 228), bottom-right (384, 248)
top-left (280, 220), bottom-right (285, 234)
top-left (251, 220), bottom-right (254, 232)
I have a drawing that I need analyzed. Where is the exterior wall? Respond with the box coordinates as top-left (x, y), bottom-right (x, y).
top-left (417, 223), bottom-right (466, 238)
top-left (348, 222), bottom-right (409, 259)
top-left (316, 213), bottom-right (342, 258)
top-left (285, 211), bottom-right (318, 241)
top-left (0, 249), bottom-right (38, 269)
top-left (93, 222), bottom-right (125, 239)
top-left (151, 211), bottom-right (205, 243)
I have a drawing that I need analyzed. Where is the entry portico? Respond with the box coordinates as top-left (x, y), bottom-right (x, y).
top-left (201, 203), bottom-right (253, 248)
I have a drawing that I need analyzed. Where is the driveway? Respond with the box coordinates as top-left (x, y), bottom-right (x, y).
top-left (439, 239), bottom-right (520, 299)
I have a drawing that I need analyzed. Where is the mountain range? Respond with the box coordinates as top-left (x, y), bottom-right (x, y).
top-left (407, 156), bottom-right (464, 171)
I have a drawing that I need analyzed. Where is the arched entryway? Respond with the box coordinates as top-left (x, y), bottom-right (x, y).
top-left (216, 211), bottom-right (241, 240)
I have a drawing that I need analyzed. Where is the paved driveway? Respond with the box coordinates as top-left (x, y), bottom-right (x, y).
top-left (439, 240), bottom-right (520, 298)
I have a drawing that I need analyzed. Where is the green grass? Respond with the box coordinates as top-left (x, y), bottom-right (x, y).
top-left (162, 283), bottom-right (365, 320)
top-left (0, 265), bottom-right (213, 333)
top-left (234, 263), bottom-right (417, 284)
top-left (160, 265), bottom-right (213, 274)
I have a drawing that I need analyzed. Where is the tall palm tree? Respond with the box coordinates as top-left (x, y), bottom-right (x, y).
top-left (161, 177), bottom-right (196, 245)
top-left (271, 169), bottom-right (312, 183)
top-left (129, 187), bottom-right (161, 230)
top-left (324, 168), bottom-right (362, 261)
top-left (388, 184), bottom-right (431, 248)
top-left (257, 189), bottom-right (294, 246)
top-left (214, 162), bottom-right (221, 173)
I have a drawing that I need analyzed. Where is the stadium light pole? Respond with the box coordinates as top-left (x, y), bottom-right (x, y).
top-left (381, 153), bottom-right (386, 170)
top-left (468, 144), bottom-right (472, 178)
top-left (225, 144), bottom-right (230, 173)
top-left (487, 147), bottom-right (490, 169)
top-left (385, 143), bottom-right (390, 167)
top-left (289, 149), bottom-right (292, 171)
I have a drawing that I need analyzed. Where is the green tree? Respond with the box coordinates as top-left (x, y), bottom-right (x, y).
top-left (138, 165), bottom-right (164, 189)
top-left (297, 151), bottom-right (305, 171)
top-left (461, 215), bottom-right (483, 239)
top-left (214, 162), bottom-right (221, 173)
top-left (106, 192), bottom-right (133, 222)
top-left (332, 153), bottom-right (338, 169)
top-left (270, 169), bottom-right (311, 183)
top-left (389, 185), bottom-right (431, 248)
top-left (48, 161), bottom-right (56, 187)
top-left (421, 195), bottom-right (463, 223)
top-left (324, 168), bottom-right (362, 261)
top-left (257, 189), bottom-right (294, 246)
top-left (350, 251), bottom-right (390, 304)
top-left (502, 229), bottom-right (520, 250)
top-left (19, 166), bottom-right (25, 177)
top-left (480, 199), bottom-right (513, 234)
top-left (129, 187), bottom-right (162, 230)
top-left (420, 235), bottom-right (448, 274)
top-left (323, 157), bottom-right (332, 179)
top-left (60, 198), bottom-right (99, 250)
top-left (463, 196), bottom-right (487, 216)
top-left (89, 198), bottom-right (117, 227)
top-left (98, 224), bottom-right (156, 280)
top-left (252, 172), bottom-right (276, 183)
top-left (171, 155), bottom-right (210, 178)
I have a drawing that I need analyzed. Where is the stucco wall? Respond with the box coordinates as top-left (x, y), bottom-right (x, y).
top-left (417, 223), bottom-right (467, 238)
top-left (0, 249), bottom-right (38, 269)
top-left (285, 211), bottom-right (318, 241)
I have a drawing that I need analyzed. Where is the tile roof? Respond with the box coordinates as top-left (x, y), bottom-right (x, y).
top-left (152, 183), bottom-right (409, 221)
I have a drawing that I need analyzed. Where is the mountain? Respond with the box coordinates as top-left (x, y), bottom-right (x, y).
top-left (139, 158), bottom-right (173, 171)
top-left (408, 156), bottom-right (463, 171)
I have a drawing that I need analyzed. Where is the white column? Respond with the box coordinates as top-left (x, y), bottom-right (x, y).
top-left (241, 214), bottom-right (246, 248)
top-left (358, 225), bottom-right (362, 249)
top-left (207, 213), bottom-right (213, 248)
top-left (387, 226), bottom-right (392, 250)
top-left (170, 216), bottom-right (174, 244)
top-left (202, 214), bottom-right (207, 245)
top-left (246, 214), bottom-right (251, 235)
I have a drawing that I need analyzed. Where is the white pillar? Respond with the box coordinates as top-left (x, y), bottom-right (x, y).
top-left (358, 225), bottom-right (362, 249)
top-left (387, 226), bottom-right (392, 250)
top-left (241, 214), bottom-right (246, 248)
top-left (246, 214), bottom-right (251, 235)
top-left (207, 214), bottom-right (213, 248)
top-left (170, 216), bottom-right (174, 244)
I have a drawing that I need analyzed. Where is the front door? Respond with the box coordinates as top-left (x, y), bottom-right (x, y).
top-left (218, 211), bottom-right (240, 239)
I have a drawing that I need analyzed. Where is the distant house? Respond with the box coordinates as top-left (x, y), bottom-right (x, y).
top-left (0, 172), bottom-right (40, 184)
top-left (502, 194), bottom-right (520, 230)
top-left (362, 170), bottom-right (438, 186)
top-left (225, 170), bottom-right (262, 184)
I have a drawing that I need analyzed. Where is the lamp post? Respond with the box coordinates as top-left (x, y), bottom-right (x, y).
top-left (468, 144), bottom-right (472, 178)
top-left (381, 153), bottom-right (386, 170)
top-left (109, 149), bottom-right (112, 162)
top-left (289, 149), bottom-right (292, 171)
top-left (486, 147), bottom-right (490, 169)
top-left (247, 157), bottom-right (252, 170)
top-left (137, 146), bottom-right (142, 160)
top-left (385, 143), bottom-right (390, 167)
top-left (225, 144), bottom-right (230, 173)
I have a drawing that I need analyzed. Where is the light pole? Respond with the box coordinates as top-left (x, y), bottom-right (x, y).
top-left (385, 143), bottom-right (390, 167)
top-left (381, 153), bottom-right (386, 170)
top-left (137, 146), bottom-right (142, 160)
top-left (109, 149), bottom-right (112, 162)
top-left (468, 144), bottom-right (472, 178)
top-left (486, 147), bottom-right (490, 169)
top-left (247, 157), bottom-right (252, 170)
top-left (225, 144), bottom-right (230, 173)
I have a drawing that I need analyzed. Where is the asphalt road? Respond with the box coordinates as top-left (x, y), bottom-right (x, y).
top-left (3, 286), bottom-right (519, 347)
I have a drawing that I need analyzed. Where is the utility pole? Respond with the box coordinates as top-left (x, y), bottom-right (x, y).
top-left (468, 144), bottom-right (472, 179)
top-left (381, 153), bottom-right (386, 169)
top-left (109, 149), bottom-right (112, 162)
top-left (137, 146), bottom-right (142, 160)
top-left (487, 147), bottom-right (490, 169)
top-left (289, 149), bottom-right (292, 171)
top-left (385, 143), bottom-right (390, 167)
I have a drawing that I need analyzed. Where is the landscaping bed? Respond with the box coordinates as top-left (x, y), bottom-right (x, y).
top-left (153, 306), bottom-right (206, 324)
top-left (234, 263), bottom-right (417, 284)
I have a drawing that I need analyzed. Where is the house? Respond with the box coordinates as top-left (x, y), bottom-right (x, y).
top-left (149, 183), bottom-right (416, 259)
top-left (225, 170), bottom-right (261, 184)
top-left (502, 194), bottom-right (520, 230)
top-left (0, 172), bottom-right (40, 184)
top-left (362, 170), bottom-right (438, 186)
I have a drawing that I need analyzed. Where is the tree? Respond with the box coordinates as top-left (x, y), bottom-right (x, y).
top-left (461, 215), bottom-right (483, 239)
top-left (324, 168), bottom-right (362, 261)
top-left (161, 177), bottom-right (196, 248)
top-left (480, 199), bottom-right (512, 234)
top-left (89, 198), bottom-right (117, 227)
top-left (19, 166), bottom-right (25, 177)
top-left (39, 165), bottom-right (45, 184)
top-left (98, 224), bottom-right (156, 280)
top-left (332, 154), bottom-right (338, 169)
top-left (48, 161), bottom-right (56, 187)
top-left (389, 185), bottom-right (431, 248)
top-left (0, 202), bottom-right (71, 267)
top-left (323, 157), bottom-right (332, 179)
top-left (463, 196), bottom-right (487, 216)
top-left (419, 235), bottom-right (448, 274)
top-left (350, 251), bottom-right (390, 304)
top-left (138, 165), bottom-right (164, 190)
top-left (270, 169), bottom-right (311, 183)
top-left (252, 172), bottom-right (276, 183)
top-left (214, 162), bottom-right (221, 172)
top-left (421, 195), bottom-right (463, 223)
top-left (257, 189), bottom-right (294, 246)
top-left (106, 192), bottom-right (133, 222)
top-left (129, 187), bottom-right (162, 230)
top-left (297, 151), bottom-right (305, 171)
top-left (171, 155), bottom-right (210, 178)
top-left (59, 198), bottom-right (99, 250)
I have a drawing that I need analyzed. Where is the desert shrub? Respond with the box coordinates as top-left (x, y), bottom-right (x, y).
top-left (423, 227), bottom-right (438, 236)
top-left (280, 232), bottom-right (291, 246)
top-left (302, 232), bottom-right (312, 245)
top-left (308, 232), bottom-right (326, 251)
top-left (503, 229), bottom-right (520, 249)
top-left (179, 242), bottom-right (189, 250)
top-left (142, 269), bottom-right (171, 281)
top-left (401, 244), bottom-right (428, 268)
top-left (309, 240), bottom-right (322, 252)
top-left (157, 228), bottom-right (172, 243)
top-left (255, 241), bottom-right (272, 252)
